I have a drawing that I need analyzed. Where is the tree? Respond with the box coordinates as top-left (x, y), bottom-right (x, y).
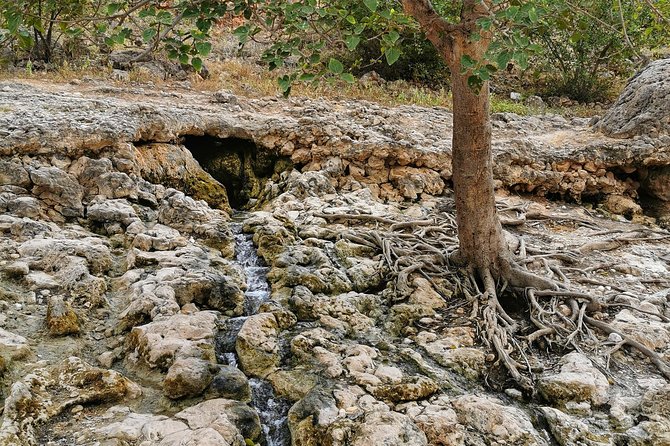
top-left (398, 0), bottom-right (557, 390)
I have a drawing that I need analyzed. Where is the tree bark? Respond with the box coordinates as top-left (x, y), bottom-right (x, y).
top-left (448, 53), bottom-right (508, 275)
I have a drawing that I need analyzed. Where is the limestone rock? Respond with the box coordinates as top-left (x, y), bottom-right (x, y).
top-left (415, 330), bottom-right (485, 380)
top-left (452, 394), bottom-right (547, 446)
top-left (128, 222), bottom-right (188, 251)
top-left (7, 196), bottom-right (41, 218)
top-left (288, 386), bottom-right (340, 443)
top-left (539, 352), bottom-right (610, 406)
top-left (610, 309), bottom-right (670, 351)
top-left (0, 357), bottom-right (140, 445)
top-left (0, 160), bottom-right (31, 188)
top-left (643, 166), bottom-right (670, 202)
top-left (29, 166), bottom-right (84, 217)
top-left (95, 405), bottom-right (246, 446)
top-left (87, 199), bottom-right (139, 226)
top-left (541, 407), bottom-right (612, 446)
top-left (163, 357), bottom-right (215, 399)
top-left (46, 295), bottom-right (80, 336)
top-left (411, 402), bottom-right (465, 446)
top-left (175, 398), bottom-right (259, 443)
top-left (350, 411), bottom-right (428, 446)
top-left (135, 143), bottom-right (230, 211)
top-left (267, 369), bottom-right (318, 401)
top-left (236, 313), bottom-right (280, 378)
top-left (207, 365), bottom-right (252, 402)
top-left (639, 384), bottom-right (670, 420)
top-left (2, 261), bottom-right (29, 277)
top-left (370, 375), bottom-right (439, 403)
top-left (0, 328), bottom-right (30, 359)
top-left (270, 245), bottom-right (352, 295)
top-left (127, 311), bottom-right (218, 370)
top-left (596, 58), bottom-right (670, 138)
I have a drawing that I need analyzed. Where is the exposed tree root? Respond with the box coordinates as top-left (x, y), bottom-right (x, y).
top-left (317, 206), bottom-right (670, 392)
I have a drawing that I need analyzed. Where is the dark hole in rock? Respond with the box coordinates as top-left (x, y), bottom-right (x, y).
top-left (183, 135), bottom-right (292, 209)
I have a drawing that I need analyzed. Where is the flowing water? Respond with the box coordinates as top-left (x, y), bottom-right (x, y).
top-left (231, 221), bottom-right (272, 316)
top-left (216, 218), bottom-right (291, 446)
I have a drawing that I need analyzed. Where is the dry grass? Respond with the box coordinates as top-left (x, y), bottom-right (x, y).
top-left (0, 57), bottom-right (599, 117)
top-left (197, 59), bottom-right (453, 108)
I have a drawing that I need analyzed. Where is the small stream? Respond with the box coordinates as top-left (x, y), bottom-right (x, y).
top-left (217, 217), bottom-right (291, 446)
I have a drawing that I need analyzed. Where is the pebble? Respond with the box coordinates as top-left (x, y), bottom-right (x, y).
top-left (608, 333), bottom-right (623, 343)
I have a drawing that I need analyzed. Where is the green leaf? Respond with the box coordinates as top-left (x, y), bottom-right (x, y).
top-left (379, 9), bottom-right (392, 19)
top-left (528, 7), bottom-right (538, 23)
top-left (7, 12), bottom-right (21, 34)
top-left (139, 7), bottom-right (156, 18)
top-left (363, 0), bottom-right (378, 12)
top-left (328, 58), bottom-right (344, 74)
top-left (278, 75), bottom-right (292, 93)
top-left (495, 51), bottom-right (512, 69)
top-left (107, 3), bottom-right (122, 15)
top-left (142, 28), bottom-right (157, 43)
top-left (345, 36), bottom-right (361, 50)
top-left (468, 75), bottom-right (484, 91)
top-left (196, 42), bottom-right (212, 56)
top-left (156, 10), bottom-right (173, 25)
top-left (387, 30), bottom-right (400, 44)
top-left (340, 73), bottom-right (355, 83)
top-left (385, 47), bottom-right (400, 65)
top-left (478, 18), bottom-right (493, 31)
top-left (506, 6), bottom-right (520, 20)
top-left (299, 73), bottom-right (316, 82)
top-left (179, 53), bottom-right (189, 65)
top-left (461, 54), bottom-right (476, 69)
top-left (514, 52), bottom-right (529, 70)
top-left (191, 57), bottom-right (203, 71)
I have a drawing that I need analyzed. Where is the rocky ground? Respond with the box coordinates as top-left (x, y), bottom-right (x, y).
top-left (0, 63), bottom-right (669, 446)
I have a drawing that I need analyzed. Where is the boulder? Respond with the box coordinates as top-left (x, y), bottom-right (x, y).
top-left (163, 357), bottom-right (215, 399)
top-left (175, 398), bottom-right (260, 443)
top-left (236, 313), bottom-right (280, 378)
top-left (0, 328), bottom-right (31, 360)
top-left (207, 365), bottom-right (252, 402)
top-left (541, 407), bottom-right (611, 446)
top-left (46, 295), bottom-right (80, 336)
top-left (350, 411), bottom-right (428, 446)
top-left (452, 395), bottom-right (547, 446)
top-left (127, 311), bottom-right (218, 370)
top-left (596, 58), bottom-right (670, 138)
top-left (538, 352), bottom-right (610, 407)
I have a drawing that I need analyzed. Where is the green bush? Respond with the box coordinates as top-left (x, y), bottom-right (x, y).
top-left (528, 0), bottom-right (669, 102)
top-left (346, 28), bottom-right (450, 86)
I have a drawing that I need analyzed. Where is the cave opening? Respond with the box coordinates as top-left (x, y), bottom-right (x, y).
top-left (183, 135), bottom-right (291, 209)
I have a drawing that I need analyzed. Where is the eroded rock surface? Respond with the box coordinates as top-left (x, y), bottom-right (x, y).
top-left (0, 78), bottom-right (669, 446)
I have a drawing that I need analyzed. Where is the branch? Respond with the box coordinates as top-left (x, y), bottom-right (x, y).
top-left (640, 0), bottom-right (670, 27)
top-left (131, 11), bottom-right (184, 62)
top-left (401, 0), bottom-right (460, 55)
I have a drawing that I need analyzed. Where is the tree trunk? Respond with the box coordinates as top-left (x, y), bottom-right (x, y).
top-left (449, 64), bottom-right (509, 275)
top-left (442, 36), bottom-right (511, 281)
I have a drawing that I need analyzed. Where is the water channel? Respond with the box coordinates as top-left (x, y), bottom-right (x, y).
top-left (216, 217), bottom-right (291, 446)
